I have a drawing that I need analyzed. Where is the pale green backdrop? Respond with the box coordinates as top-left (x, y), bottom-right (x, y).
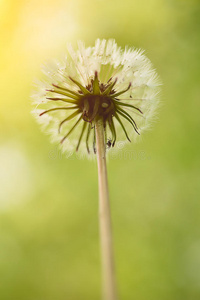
top-left (0, 0), bottom-right (200, 299)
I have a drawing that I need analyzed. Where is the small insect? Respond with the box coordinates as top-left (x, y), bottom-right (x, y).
top-left (106, 138), bottom-right (112, 148)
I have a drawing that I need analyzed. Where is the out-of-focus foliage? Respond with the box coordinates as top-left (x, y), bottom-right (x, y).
top-left (0, 0), bottom-right (200, 299)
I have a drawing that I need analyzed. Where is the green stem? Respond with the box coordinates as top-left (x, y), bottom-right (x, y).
top-left (95, 118), bottom-right (118, 300)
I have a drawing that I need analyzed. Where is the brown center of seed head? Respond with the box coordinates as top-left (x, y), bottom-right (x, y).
top-left (80, 95), bottom-right (115, 123)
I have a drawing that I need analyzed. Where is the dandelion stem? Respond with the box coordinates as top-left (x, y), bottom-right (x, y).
top-left (95, 118), bottom-right (118, 300)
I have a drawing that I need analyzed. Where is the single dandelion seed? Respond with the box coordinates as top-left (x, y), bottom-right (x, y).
top-left (31, 39), bottom-right (161, 300)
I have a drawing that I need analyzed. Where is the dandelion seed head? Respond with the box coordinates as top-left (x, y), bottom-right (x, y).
top-left (31, 39), bottom-right (161, 157)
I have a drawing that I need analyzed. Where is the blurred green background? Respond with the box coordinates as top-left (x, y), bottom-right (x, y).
top-left (0, 0), bottom-right (200, 299)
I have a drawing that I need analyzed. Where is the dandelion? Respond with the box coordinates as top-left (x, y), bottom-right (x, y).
top-left (31, 39), bottom-right (160, 300)
top-left (32, 39), bottom-right (160, 156)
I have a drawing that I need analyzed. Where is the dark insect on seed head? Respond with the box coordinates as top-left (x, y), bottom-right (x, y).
top-left (106, 138), bottom-right (112, 149)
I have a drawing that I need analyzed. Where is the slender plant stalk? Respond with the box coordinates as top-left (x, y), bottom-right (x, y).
top-left (95, 118), bottom-right (118, 300)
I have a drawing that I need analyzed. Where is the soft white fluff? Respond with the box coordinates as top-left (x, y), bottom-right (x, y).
top-left (31, 39), bottom-right (161, 158)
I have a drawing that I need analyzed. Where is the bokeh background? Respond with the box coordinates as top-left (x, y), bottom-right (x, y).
top-left (0, 0), bottom-right (200, 299)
